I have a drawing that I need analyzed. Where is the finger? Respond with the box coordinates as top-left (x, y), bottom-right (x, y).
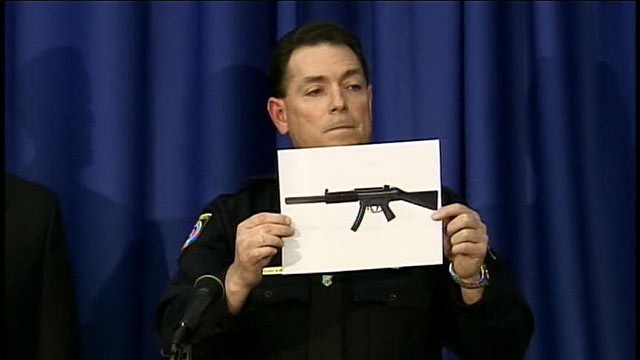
top-left (240, 212), bottom-right (291, 229)
top-left (446, 213), bottom-right (484, 236)
top-left (238, 233), bottom-right (284, 252)
top-left (258, 223), bottom-right (295, 238)
top-left (449, 228), bottom-right (478, 245)
top-left (450, 241), bottom-right (485, 257)
top-left (247, 246), bottom-right (279, 265)
top-left (431, 203), bottom-right (473, 221)
top-left (256, 233), bottom-right (286, 248)
top-left (450, 231), bottom-right (489, 250)
top-left (256, 252), bottom-right (279, 268)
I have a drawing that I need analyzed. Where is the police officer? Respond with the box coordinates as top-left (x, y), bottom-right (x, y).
top-left (157, 22), bottom-right (534, 360)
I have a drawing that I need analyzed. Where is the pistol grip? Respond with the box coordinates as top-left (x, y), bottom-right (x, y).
top-left (381, 204), bottom-right (396, 222)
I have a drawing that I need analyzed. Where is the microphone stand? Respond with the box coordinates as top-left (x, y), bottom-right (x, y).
top-left (169, 322), bottom-right (193, 360)
top-left (163, 275), bottom-right (224, 360)
top-left (169, 342), bottom-right (192, 360)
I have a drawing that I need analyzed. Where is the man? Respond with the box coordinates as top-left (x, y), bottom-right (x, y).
top-left (157, 22), bottom-right (534, 359)
top-left (5, 174), bottom-right (80, 359)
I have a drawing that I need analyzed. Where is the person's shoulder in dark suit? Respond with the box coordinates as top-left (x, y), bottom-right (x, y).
top-left (4, 174), bottom-right (80, 360)
top-left (6, 173), bottom-right (56, 211)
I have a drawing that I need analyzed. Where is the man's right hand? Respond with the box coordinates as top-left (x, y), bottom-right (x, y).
top-left (225, 213), bottom-right (294, 314)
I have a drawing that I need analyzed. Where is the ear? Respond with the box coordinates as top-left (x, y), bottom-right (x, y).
top-left (367, 84), bottom-right (373, 113)
top-left (267, 97), bottom-right (289, 135)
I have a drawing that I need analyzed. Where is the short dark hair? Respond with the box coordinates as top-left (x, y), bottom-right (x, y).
top-left (269, 22), bottom-right (370, 98)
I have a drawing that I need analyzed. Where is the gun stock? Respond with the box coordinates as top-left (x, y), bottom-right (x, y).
top-left (396, 190), bottom-right (438, 210)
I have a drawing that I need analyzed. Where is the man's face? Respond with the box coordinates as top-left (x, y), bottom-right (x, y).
top-left (268, 44), bottom-right (373, 148)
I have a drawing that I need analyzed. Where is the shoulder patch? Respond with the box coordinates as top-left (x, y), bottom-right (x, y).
top-left (181, 213), bottom-right (212, 250)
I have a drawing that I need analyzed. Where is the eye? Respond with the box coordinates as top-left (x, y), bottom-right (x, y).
top-left (346, 83), bottom-right (363, 91)
top-left (305, 88), bottom-right (323, 96)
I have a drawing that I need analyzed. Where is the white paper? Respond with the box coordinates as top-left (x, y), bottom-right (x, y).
top-left (277, 140), bottom-right (443, 275)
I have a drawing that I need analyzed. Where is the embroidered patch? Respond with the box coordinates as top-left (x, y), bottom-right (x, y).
top-left (181, 213), bottom-right (212, 250)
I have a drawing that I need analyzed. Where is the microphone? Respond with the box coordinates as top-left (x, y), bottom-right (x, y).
top-left (171, 274), bottom-right (225, 347)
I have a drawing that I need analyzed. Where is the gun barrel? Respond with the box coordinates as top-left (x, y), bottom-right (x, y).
top-left (285, 195), bottom-right (328, 204)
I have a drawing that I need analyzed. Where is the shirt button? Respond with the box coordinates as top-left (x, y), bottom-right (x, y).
top-left (388, 292), bottom-right (398, 301)
top-left (265, 290), bottom-right (273, 298)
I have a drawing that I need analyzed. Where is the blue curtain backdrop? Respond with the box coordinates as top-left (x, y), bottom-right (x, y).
top-left (4, 1), bottom-right (635, 359)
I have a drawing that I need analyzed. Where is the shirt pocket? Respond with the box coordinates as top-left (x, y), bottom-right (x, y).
top-left (347, 268), bottom-right (442, 358)
top-left (248, 275), bottom-right (310, 305)
top-left (351, 267), bottom-right (435, 311)
top-left (238, 275), bottom-right (311, 353)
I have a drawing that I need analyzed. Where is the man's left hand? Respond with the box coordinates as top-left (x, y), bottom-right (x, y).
top-left (431, 203), bottom-right (489, 280)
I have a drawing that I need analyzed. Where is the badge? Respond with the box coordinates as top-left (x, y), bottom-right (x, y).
top-left (181, 213), bottom-right (212, 250)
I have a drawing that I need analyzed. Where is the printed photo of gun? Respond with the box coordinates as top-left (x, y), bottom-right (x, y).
top-left (285, 185), bottom-right (439, 232)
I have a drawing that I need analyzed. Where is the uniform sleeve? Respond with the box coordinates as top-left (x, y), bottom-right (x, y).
top-left (441, 252), bottom-right (534, 359)
top-left (38, 194), bottom-right (80, 360)
top-left (156, 198), bottom-right (236, 353)
top-left (439, 187), bottom-right (534, 359)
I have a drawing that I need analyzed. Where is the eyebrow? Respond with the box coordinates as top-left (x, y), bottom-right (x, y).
top-left (340, 68), bottom-right (365, 81)
top-left (299, 68), bottom-right (365, 86)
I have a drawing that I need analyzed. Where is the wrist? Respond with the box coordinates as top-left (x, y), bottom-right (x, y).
top-left (460, 286), bottom-right (485, 305)
top-left (449, 263), bottom-right (490, 289)
top-left (224, 265), bottom-right (253, 314)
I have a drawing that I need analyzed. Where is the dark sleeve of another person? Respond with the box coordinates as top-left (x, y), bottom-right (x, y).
top-left (38, 190), bottom-right (80, 360)
top-left (5, 175), bottom-right (80, 360)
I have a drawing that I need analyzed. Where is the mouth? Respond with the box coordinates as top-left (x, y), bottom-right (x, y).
top-left (326, 123), bottom-right (356, 132)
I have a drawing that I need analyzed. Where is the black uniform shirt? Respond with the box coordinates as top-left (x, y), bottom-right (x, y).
top-left (157, 177), bottom-right (534, 359)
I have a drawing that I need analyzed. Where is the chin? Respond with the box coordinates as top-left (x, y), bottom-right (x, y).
top-left (322, 135), bottom-right (370, 147)
top-left (295, 131), bottom-right (371, 148)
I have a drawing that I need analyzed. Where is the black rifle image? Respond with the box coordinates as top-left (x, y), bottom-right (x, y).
top-left (285, 185), bottom-right (438, 231)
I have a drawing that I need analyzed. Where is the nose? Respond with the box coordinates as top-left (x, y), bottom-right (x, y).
top-left (329, 88), bottom-right (347, 113)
